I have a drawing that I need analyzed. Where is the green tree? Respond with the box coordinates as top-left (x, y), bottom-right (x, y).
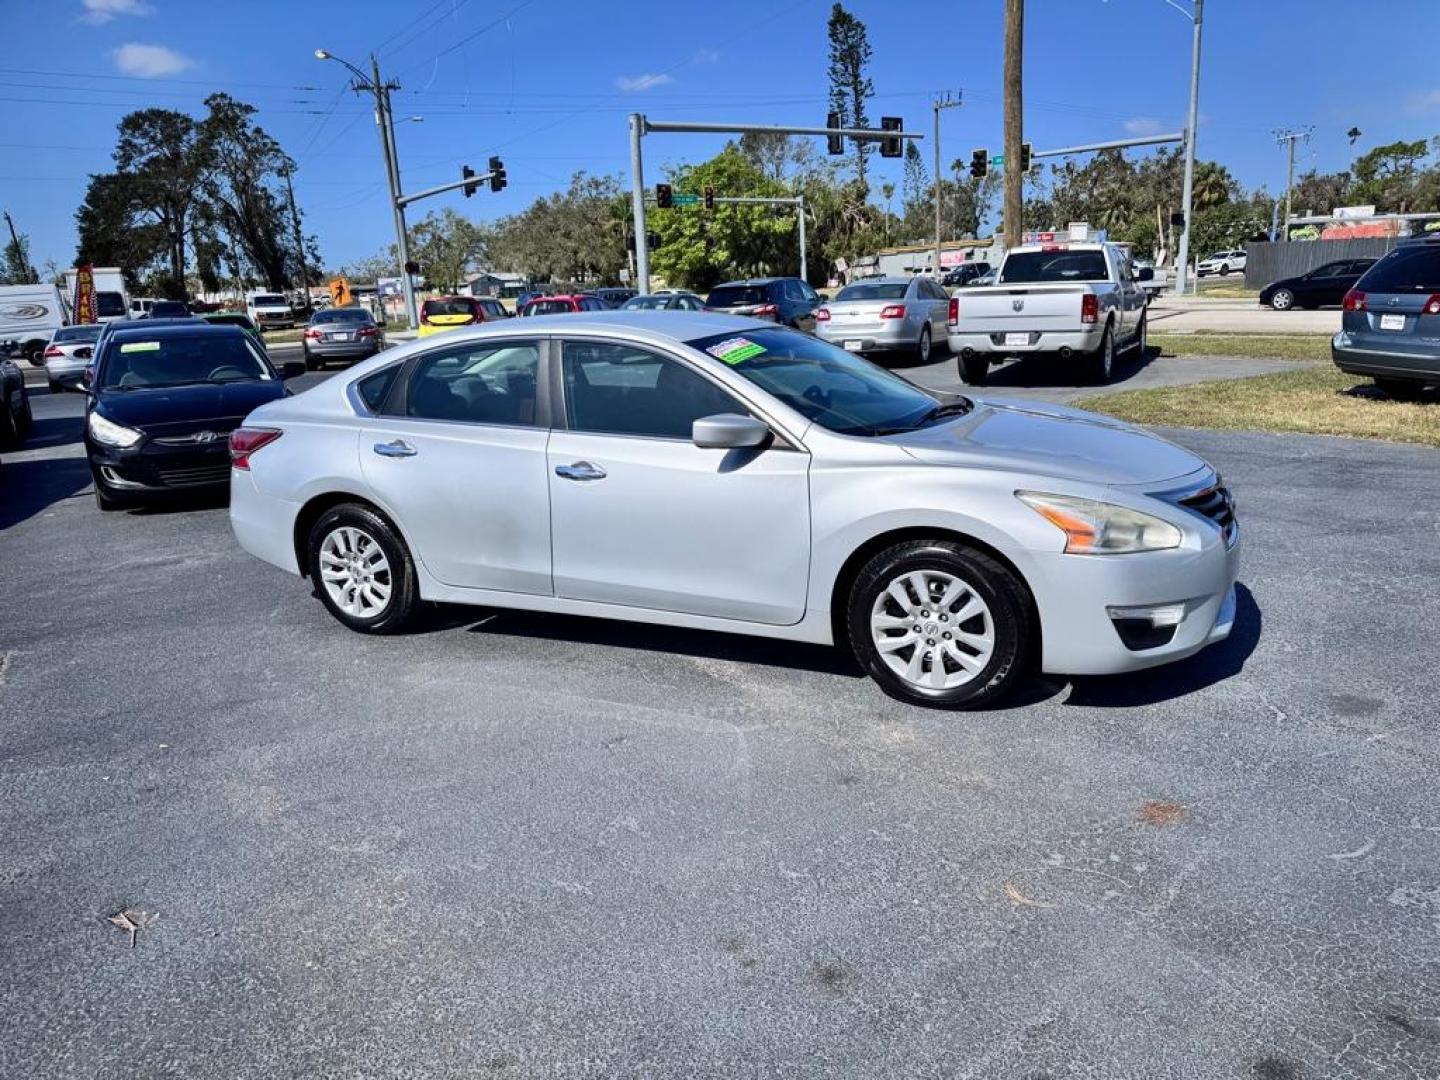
top-left (826, 3), bottom-right (874, 194)
top-left (113, 107), bottom-right (206, 295)
top-left (409, 208), bottom-right (490, 293)
top-left (488, 172), bottom-right (628, 284)
top-left (1351, 139), bottom-right (1431, 211)
top-left (2, 227), bottom-right (36, 285)
top-left (1290, 169), bottom-right (1352, 216)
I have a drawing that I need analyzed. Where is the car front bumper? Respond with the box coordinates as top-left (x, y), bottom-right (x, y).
top-left (947, 325), bottom-right (1107, 356)
top-left (88, 436), bottom-right (234, 495)
top-left (1332, 331), bottom-right (1440, 381)
top-left (1028, 523), bottom-right (1241, 676)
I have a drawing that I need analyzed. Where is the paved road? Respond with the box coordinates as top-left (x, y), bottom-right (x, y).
top-left (2, 376), bottom-right (1438, 1079)
top-left (1148, 295), bottom-right (1340, 336)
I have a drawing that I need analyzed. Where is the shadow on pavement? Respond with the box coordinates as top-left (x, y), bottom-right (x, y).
top-left (1063, 583), bottom-right (1261, 708)
top-left (981, 343), bottom-right (1160, 391)
top-left (452, 607), bottom-right (864, 678)
top-left (0, 456), bottom-right (94, 530)
top-left (20, 416), bottom-right (83, 452)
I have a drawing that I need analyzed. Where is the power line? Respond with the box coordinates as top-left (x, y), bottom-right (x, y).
top-left (395, 0), bottom-right (539, 77)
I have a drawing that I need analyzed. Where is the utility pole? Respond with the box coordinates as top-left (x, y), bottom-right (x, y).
top-left (1173, 0), bottom-right (1203, 296)
top-left (2, 209), bottom-right (36, 283)
top-left (1275, 127), bottom-right (1312, 241)
top-left (1002, 0), bottom-right (1024, 248)
top-left (932, 92), bottom-right (962, 278)
top-left (283, 167), bottom-right (310, 315)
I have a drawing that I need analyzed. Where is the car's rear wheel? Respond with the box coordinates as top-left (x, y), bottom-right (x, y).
top-left (1270, 288), bottom-right (1294, 311)
top-left (847, 539), bottom-right (1032, 709)
top-left (959, 353), bottom-right (988, 385)
top-left (915, 326), bottom-right (932, 364)
top-left (1088, 325), bottom-right (1115, 384)
top-left (308, 504), bottom-right (420, 634)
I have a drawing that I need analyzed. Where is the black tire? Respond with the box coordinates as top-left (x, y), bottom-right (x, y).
top-left (307, 503), bottom-right (420, 635)
top-left (1087, 324), bottom-right (1115, 384)
top-left (1218, 264), bottom-right (1231, 277)
top-left (1270, 288), bottom-right (1294, 311)
top-left (23, 341), bottom-right (44, 366)
top-left (915, 326), bottom-right (932, 364)
top-left (846, 539), bottom-right (1033, 709)
top-left (303, 350), bottom-right (319, 371)
top-left (1130, 311), bottom-right (1147, 356)
top-left (959, 353), bottom-right (989, 386)
top-left (0, 393), bottom-right (17, 449)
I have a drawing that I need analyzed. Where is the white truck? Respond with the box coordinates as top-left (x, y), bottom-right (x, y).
top-left (0, 283), bottom-right (69, 364)
top-left (63, 266), bottom-right (129, 325)
top-left (946, 241), bottom-right (1151, 385)
top-left (246, 290), bottom-right (295, 331)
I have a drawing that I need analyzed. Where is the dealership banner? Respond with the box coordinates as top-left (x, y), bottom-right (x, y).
top-left (72, 264), bottom-right (97, 324)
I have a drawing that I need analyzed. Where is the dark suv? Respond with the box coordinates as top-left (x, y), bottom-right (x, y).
top-left (704, 277), bottom-right (821, 332)
top-left (1332, 238), bottom-right (1440, 395)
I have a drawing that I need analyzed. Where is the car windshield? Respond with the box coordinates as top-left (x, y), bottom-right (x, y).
top-left (835, 283), bottom-right (907, 302)
top-left (312, 308), bottom-right (370, 324)
top-left (684, 327), bottom-right (968, 437)
top-left (251, 294), bottom-right (287, 307)
top-left (53, 325), bottom-right (102, 343)
top-left (1357, 245), bottom-right (1440, 293)
top-left (421, 299), bottom-right (475, 318)
top-left (100, 334), bottom-right (272, 389)
top-left (1000, 251), bottom-right (1109, 283)
top-left (95, 292), bottom-right (126, 317)
top-left (523, 299), bottom-right (575, 316)
top-left (622, 296), bottom-right (672, 309)
top-left (706, 285), bottom-right (769, 307)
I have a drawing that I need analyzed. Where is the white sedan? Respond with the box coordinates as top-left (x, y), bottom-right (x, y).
top-left (229, 312), bottom-right (1240, 708)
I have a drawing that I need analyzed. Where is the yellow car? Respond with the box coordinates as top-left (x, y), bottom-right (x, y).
top-left (417, 295), bottom-right (508, 337)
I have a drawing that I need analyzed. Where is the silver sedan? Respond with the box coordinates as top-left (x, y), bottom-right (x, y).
top-left (229, 311), bottom-right (1240, 709)
top-left (815, 275), bottom-right (951, 363)
top-left (43, 324), bottom-right (102, 392)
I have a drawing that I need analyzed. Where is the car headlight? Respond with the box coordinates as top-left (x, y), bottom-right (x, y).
top-left (88, 411), bottom-right (143, 449)
top-left (1016, 491), bottom-right (1182, 554)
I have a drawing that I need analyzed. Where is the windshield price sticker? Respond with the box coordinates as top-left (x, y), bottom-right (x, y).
top-left (120, 341), bottom-right (162, 353)
top-left (706, 337), bottom-right (767, 365)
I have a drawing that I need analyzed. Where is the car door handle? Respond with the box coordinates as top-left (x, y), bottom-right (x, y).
top-left (555, 461), bottom-right (606, 481)
top-left (373, 439), bottom-right (417, 458)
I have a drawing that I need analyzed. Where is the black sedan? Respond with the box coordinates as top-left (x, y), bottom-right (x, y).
top-left (84, 323), bottom-right (302, 511)
top-left (1259, 258), bottom-right (1376, 311)
top-left (0, 337), bottom-right (33, 449)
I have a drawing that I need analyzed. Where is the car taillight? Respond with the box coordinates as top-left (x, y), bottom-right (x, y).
top-left (1343, 289), bottom-right (1367, 311)
top-left (815, 307), bottom-right (831, 321)
top-left (948, 297), bottom-right (959, 324)
top-left (753, 303), bottom-right (778, 319)
top-left (1422, 293), bottom-right (1440, 315)
top-left (1080, 294), bottom-right (1099, 325)
top-left (419, 308), bottom-right (430, 325)
top-left (303, 328), bottom-right (322, 339)
top-left (879, 304), bottom-right (906, 319)
top-left (44, 345), bottom-right (63, 358)
top-left (229, 427), bottom-right (282, 471)
top-left (358, 326), bottom-right (378, 337)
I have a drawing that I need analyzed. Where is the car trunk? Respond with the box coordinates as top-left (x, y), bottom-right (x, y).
top-left (955, 284), bottom-right (1091, 332)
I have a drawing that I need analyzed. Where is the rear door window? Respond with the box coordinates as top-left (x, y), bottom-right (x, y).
top-left (402, 341), bottom-right (541, 426)
top-left (1358, 246), bottom-right (1440, 293)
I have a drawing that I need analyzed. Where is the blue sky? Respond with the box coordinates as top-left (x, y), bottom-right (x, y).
top-left (4, 0), bottom-right (1440, 271)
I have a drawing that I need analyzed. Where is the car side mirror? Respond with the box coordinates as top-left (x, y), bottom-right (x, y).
top-left (281, 360), bottom-right (307, 379)
top-left (692, 413), bottom-right (771, 449)
top-left (1136, 267), bottom-right (1154, 282)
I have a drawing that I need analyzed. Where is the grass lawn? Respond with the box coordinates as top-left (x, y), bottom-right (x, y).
top-left (1193, 282), bottom-right (1259, 299)
top-left (1087, 365), bottom-right (1440, 449)
top-left (1150, 332), bottom-right (1331, 362)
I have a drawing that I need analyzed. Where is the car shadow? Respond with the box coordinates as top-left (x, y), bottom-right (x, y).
top-left (0, 456), bottom-right (95, 530)
top-left (440, 606), bottom-right (865, 678)
top-left (1062, 583), bottom-right (1261, 708)
top-left (21, 416), bottom-right (84, 451)
top-left (982, 342), bottom-right (1160, 391)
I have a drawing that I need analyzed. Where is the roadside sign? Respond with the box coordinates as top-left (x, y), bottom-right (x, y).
top-left (328, 276), bottom-right (353, 307)
top-left (672, 193), bottom-right (700, 206)
top-left (990, 154), bottom-right (1005, 166)
top-left (72, 264), bottom-right (97, 324)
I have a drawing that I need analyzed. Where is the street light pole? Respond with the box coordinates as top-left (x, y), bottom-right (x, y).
top-left (1172, 0), bottom-right (1203, 296)
top-left (315, 49), bottom-right (418, 329)
top-left (933, 93), bottom-right (961, 278)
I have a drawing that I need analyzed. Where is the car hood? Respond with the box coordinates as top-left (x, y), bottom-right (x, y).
top-left (893, 395), bottom-right (1208, 487)
top-left (96, 380), bottom-right (285, 430)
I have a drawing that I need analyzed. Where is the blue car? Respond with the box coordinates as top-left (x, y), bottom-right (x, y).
top-left (1331, 237), bottom-right (1440, 396)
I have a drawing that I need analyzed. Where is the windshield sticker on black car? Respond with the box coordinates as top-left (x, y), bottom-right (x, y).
top-left (706, 337), bottom-right (766, 365)
top-left (120, 341), bottom-right (161, 353)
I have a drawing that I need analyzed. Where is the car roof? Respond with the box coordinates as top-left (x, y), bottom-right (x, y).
top-left (840, 276), bottom-right (912, 285)
top-left (106, 321), bottom-right (244, 340)
top-left (712, 278), bottom-right (785, 287)
top-left (431, 309), bottom-right (765, 341)
top-left (525, 293), bottom-right (594, 302)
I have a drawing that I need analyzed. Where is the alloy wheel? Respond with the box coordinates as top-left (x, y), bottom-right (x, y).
top-left (869, 569), bottom-right (995, 691)
top-left (318, 525), bottom-right (393, 618)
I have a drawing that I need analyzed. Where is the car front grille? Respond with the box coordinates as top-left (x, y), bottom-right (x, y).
top-left (155, 463), bottom-right (231, 488)
top-left (1176, 482), bottom-right (1238, 547)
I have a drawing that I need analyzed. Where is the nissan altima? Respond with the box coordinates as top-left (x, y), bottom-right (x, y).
top-left (229, 312), bottom-right (1240, 708)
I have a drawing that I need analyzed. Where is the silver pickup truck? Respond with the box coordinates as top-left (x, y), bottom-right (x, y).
top-left (946, 241), bottom-right (1150, 385)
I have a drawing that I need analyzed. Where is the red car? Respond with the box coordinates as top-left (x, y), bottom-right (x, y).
top-left (518, 293), bottom-right (611, 316)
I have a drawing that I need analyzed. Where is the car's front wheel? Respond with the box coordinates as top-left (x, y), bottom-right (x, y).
top-left (1087, 324), bottom-right (1115, 384)
top-left (846, 539), bottom-right (1033, 709)
top-left (308, 503), bottom-right (420, 634)
top-left (1270, 288), bottom-right (1294, 311)
top-left (1218, 263), bottom-right (1231, 276)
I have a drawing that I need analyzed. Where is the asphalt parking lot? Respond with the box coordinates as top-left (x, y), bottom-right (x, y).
top-left (3, 368), bottom-right (1438, 1078)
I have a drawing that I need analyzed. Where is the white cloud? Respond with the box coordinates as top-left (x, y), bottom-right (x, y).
top-left (112, 42), bottom-right (194, 78)
top-left (1407, 88), bottom-right (1440, 112)
top-left (616, 73), bottom-right (673, 93)
top-left (690, 48), bottom-right (721, 66)
top-left (80, 0), bottom-right (152, 24)
top-left (1123, 117), bottom-right (1165, 137)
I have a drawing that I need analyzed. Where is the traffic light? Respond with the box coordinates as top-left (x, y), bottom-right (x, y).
top-left (703, 185), bottom-right (715, 211)
top-left (1020, 142), bottom-right (1032, 172)
top-left (826, 111), bottom-right (844, 155)
top-left (1170, 211), bottom-right (1186, 228)
top-left (488, 155), bottom-right (506, 193)
top-left (970, 149), bottom-right (988, 179)
top-left (880, 116), bottom-right (903, 158)
top-left (461, 164), bottom-right (478, 197)
top-left (655, 182), bottom-right (673, 208)
top-left (404, 260), bottom-right (420, 275)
